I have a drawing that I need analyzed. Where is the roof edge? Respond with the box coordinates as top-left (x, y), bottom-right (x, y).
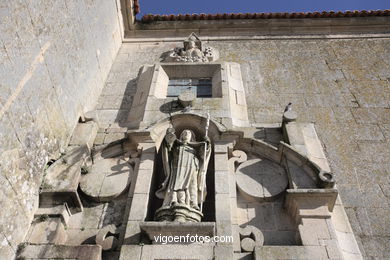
top-left (140, 10), bottom-right (390, 22)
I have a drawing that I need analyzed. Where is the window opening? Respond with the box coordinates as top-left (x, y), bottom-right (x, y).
top-left (167, 78), bottom-right (212, 97)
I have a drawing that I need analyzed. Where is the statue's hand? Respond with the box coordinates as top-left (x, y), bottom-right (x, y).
top-left (165, 133), bottom-right (176, 144)
top-left (166, 127), bottom-right (175, 134)
top-left (204, 136), bottom-right (210, 143)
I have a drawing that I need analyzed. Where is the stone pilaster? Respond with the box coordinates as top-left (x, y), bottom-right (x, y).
top-left (214, 140), bottom-right (235, 259)
top-left (286, 189), bottom-right (343, 259)
top-left (123, 139), bottom-right (156, 245)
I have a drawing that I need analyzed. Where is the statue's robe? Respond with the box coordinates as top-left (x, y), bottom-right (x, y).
top-left (169, 142), bottom-right (199, 191)
top-left (156, 134), bottom-right (211, 207)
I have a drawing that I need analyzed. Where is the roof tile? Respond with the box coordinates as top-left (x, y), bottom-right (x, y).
top-left (140, 9), bottom-right (390, 22)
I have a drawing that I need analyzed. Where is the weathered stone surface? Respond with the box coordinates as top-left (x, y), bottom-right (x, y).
top-left (334, 230), bottom-right (362, 256)
top-left (34, 204), bottom-right (72, 225)
top-left (27, 217), bottom-right (67, 244)
top-left (215, 171), bottom-right (230, 194)
top-left (128, 193), bottom-right (150, 221)
top-left (119, 245), bottom-right (142, 260)
top-left (65, 229), bottom-right (100, 246)
top-left (0, 0), bottom-right (122, 253)
top-left (123, 220), bottom-right (141, 244)
top-left (18, 244), bottom-right (102, 260)
top-left (104, 132), bottom-right (127, 144)
top-left (67, 202), bottom-right (106, 229)
top-left (215, 244), bottom-right (234, 260)
top-left (2, 13), bottom-right (390, 260)
top-left (247, 203), bottom-right (276, 231)
top-left (0, 173), bottom-right (31, 251)
top-left (102, 38), bottom-right (390, 259)
top-left (285, 189), bottom-right (338, 220)
top-left (100, 198), bottom-right (128, 227)
top-left (69, 122), bottom-right (98, 149)
top-left (39, 145), bottom-right (89, 212)
top-left (140, 244), bottom-right (214, 260)
top-left (96, 224), bottom-right (119, 251)
top-left (132, 169), bottom-right (153, 194)
top-left (254, 245), bottom-right (328, 260)
top-left (0, 232), bottom-right (15, 259)
top-left (0, 244), bottom-right (14, 260)
top-left (80, 156), bottom-right (132, 202)
top-left (236, 158), bottom-right (288, 201)
top-left (42, 158), bottom-right (82, 191)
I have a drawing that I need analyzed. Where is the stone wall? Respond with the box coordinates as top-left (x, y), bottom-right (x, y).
top-left (96, 37), bottom-right (390, 258)
top-left (0, 0), bottom-right (123, 258)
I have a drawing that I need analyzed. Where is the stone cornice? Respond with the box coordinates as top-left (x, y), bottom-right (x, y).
top-left (124, 16), bottom-right (390, 38)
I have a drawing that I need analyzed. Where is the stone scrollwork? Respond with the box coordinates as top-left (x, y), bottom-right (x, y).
top-left (162, 33), bottom-right (219, 63)
top-left (228, 150), bottom-right (248, 174)
top-left (95, 224), bottom-right (119, 251)
top-left (239, 225), bottom-right (264, 252)
top-left (318, 171), bottom-right (336, 188)
top-left (229, 150), bottom-right (248, 164)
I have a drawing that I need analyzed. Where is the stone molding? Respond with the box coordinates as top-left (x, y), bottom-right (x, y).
top-left (126, 62), bottom-right (249, 129)
top-left (127, 17), bottom-right (390, 38)
top-left (285, 189), bottom-right (338, 222)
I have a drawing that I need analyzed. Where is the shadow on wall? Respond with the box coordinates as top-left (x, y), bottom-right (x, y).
top-left (114, 78), bottom-right (137, 127)
top-left (237, 199), bottom-right (300, 246)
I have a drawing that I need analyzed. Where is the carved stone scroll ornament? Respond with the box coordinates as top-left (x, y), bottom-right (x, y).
top-left (318, 171), bottom-right (336, 188)
top-left (155, 128), bottom-right (211, 222)
top-left (228, 150), bottom-right (248, 174)
top-left (95, 225), bottom-right (119, 251)
top-left (239, 225), bottom-right (264, 252)
top-left (162, 33), bottom-right (219, 63)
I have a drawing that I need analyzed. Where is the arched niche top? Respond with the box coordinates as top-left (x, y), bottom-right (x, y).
top-left (233, 138), bottom-right (335, 189)
top-left (234, 138), bottom-right (281, 163)
top-left (144, 113), bottom-right (227, 150)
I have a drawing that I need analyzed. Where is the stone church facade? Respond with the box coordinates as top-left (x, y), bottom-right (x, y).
top-left (0, 1), bottom-right (389, 259)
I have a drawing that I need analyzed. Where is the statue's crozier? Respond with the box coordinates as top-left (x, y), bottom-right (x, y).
top-left (155, 128), bottom-right (211, 222)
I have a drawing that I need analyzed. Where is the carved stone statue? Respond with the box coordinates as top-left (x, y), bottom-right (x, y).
top-left (179, 40), bottom-right (206, 62)
top-left (155, 128), bottom-right (211, 222)
top-left (162, 33), bottom-right (219, 62)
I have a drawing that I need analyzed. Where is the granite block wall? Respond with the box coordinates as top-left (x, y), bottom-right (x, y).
top-left (0, 0), bottom-right (122, 258)
top-left (97, 37), bottom-right (390, 258)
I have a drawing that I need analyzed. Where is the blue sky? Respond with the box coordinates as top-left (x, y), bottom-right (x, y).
top-left (137, 0), bottom-right (389, 17)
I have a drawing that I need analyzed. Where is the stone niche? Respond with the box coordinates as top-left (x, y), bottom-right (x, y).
top-left (146, 126), bottom-right (216, 223)
top-left (123, 114), bottom-right (225, 248)
top-left (127, 62), bottom-right (249, 130)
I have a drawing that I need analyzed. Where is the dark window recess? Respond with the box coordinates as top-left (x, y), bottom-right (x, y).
top-left (167, 78), bottom-right (212, 97)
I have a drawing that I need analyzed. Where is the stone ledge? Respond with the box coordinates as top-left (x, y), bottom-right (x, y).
top-left (39, 191), bottom-right (83, 214)
top-left (254, 245), bottom-right (328, 260)
top-left (18, 244), bottom-right (102, 260)
top-left (285, 189), bottom-right (338, 221)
